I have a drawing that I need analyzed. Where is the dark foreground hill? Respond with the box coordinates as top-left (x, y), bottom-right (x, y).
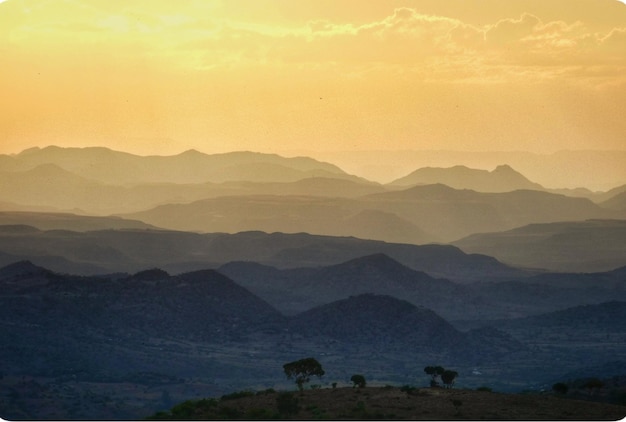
top-left (147, 386), bottom-right (626, 420)
top-left (1, 261), bottom-right (626, 420)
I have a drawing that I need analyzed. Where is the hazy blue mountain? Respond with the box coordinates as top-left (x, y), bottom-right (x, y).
top-left (1, 261), bottom-right (622, 420)
top-left (463, 272), bottom-right (626, 321)
top-left (453, 219), bottom-right (626, 272)
top-left (388, 164), bottom-right (544, 192)
top-left (0, 226), bottom-right (524, 282)
top-left (496, 301), bottom-right (626, 332)
top-left (288, 294), bottom-right (524, 360)
top-left (220, 253), bottom-right (626, 321)
top-left (0, 261), bottom-right (284, 350)
top-left (219, 253), bottom-right (469, 319)
top-left (289, 294), bottom-right (466, 350)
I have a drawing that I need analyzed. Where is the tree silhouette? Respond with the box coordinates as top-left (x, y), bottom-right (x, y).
top-left (584, 378), bottom-right (604, 396)
top-left (441, 370), bottom-right (458, 389)
top-left (424, 366), bottom-right (445, 387)
top-left (283, 357), bottom-right (325, 391)
top-left (350, 374), bottom-right (366, 388)
top-left (552, 382), bottom-right (568, 395)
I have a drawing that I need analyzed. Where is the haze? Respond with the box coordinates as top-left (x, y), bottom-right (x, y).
top-left (1, 0), bottom-right (625, 188)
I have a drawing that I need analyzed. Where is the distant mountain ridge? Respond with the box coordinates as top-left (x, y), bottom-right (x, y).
top-left (219, 252), bottom-right (626, 321)
top-left (287, 293), bottom-right (523, 359)
top-left (389, 164), bottom-right (544, 192)
top-left (0, 147), bottom-right (384, 214)
top-left (453, 219), bottom-right (626, 272)
top-left (219, 253), bottom-right (466, 317)
top-left (2, 146), bottom-right (358, 185)
top-left (124, 184), bottom-right (624, 242)
top-left (0, 225), bottom-right (524, 282)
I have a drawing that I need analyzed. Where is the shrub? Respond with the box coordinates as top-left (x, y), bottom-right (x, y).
top-left (276, 392), bottom-right (300, 417)
top-left (552, 382), bottom-right (568, 395)
top-left (221, 390), bottom-right (255, 401)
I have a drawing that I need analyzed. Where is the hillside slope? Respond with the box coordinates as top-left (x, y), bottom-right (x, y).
top-left (453, 219), bottom-right (626, 272)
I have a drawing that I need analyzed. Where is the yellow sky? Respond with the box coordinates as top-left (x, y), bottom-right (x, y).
top-left (1, 0), bottom-right (625, 157)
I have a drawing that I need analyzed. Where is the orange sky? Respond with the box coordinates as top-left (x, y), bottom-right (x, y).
top-left (1, 0), bottom-right (626, 157)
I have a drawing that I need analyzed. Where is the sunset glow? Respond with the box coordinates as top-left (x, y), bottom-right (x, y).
top-left (1, 0), bottom-right (625, 157)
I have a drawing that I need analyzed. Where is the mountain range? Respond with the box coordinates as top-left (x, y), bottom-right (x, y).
top-left (0, 224), bottom-right (525, 282)
top-left (220, 253), bottom-right (626, 320)
top-left (453, 219), bottom-right (626, 272)
top-left (1, 259), bottom-right (625, 419)
top-left (122, 184), bottom-right (624, 242)
top-left (0, 146), bottom-right (354, 185)
top-left (388, 164), bottom-right (544, 192)
top-left (0, 146), bottom-right (624, 249)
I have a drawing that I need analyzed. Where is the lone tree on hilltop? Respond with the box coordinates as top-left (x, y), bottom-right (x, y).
top-left (552, 382), bottom-right (569, 395)
top-left (350, 374), bottom-right (366, 388)
top-left (424, 366), bottom-right (445, 387)
top-left (441, 370), bottom-right (458, 389)
top-left (283, 357), bottom-right (325, 391)
top-left (584, 378), bottom-right (604, 396)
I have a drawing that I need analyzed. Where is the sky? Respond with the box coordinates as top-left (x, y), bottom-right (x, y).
top-left (1, 0), bottom-right (626, 159)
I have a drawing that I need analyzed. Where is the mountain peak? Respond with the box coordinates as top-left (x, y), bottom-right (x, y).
top-left (389, 164), bottom-right (543, 192)
top-left (0, 260), bottom-right (49, 278)
top-left (339, 253), bottom-right (405, 269)
top-left (493, 164), bottom-right (514, 172)
top-left (131, 268), bottom-right (170, 281)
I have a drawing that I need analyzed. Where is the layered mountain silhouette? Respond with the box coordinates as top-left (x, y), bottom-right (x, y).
top-left (494, 301), bottom-right (626, 332)
top-left (388, 164), bottom-right (544, 192)
top-left (1, 147), bottom-right (624, 243)
top-left (219, 253), bottom-right (467, 318)
top-left (0, 225), bottom-right (523, 282)
top-left (287, 293), bottom-right (523, 359)
top-left (0, 211), bottom-right (156, 232)
top-left (453, 219), bottom-right (626, 272)
top-left (0, 262), bottom-right (519, 376)
top-left (0, 147), bottom-right (383, 214)
top-left (124, 185), bottom-right (623, 242)
top-left (220, 253), bottom-right (626, 321)
top-left (2, 259), bottom-right (626, 420)
top-left (1, 146), bottom-right (357, 185)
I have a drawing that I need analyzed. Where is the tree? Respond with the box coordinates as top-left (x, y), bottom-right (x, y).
top-left (441, 370), bottom-right (458, 389)
top-left (350, 374), bottom-right (366, 388)
top-left (424, 366), bottom-right (445, 387)
top-left (552, 382), bottom-right (569, 395)
top-left (584, 378), bottom-right (604, 396)
top-left (283, 357), bottom-right (325, 391)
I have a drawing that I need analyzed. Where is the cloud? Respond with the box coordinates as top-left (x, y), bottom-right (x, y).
top-left (3, 2), bottom-right (626, 88)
